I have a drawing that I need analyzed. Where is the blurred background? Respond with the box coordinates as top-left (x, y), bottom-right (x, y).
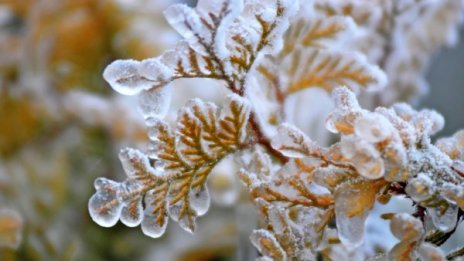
top-left (0, 0), bottom-right (463, 260)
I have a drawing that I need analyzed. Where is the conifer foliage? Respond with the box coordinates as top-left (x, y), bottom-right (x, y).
top-left (89, 0), bottom-right (464, 259)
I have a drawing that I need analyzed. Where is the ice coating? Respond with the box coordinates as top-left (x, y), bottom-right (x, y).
top-left (139, 57), bottom-right (174, 82)
top-left (120, 200), bottom-right (143, 227)
top-left (405, 173), bottom-right (435, 202)
top-left (189, 186), bottom-right (210, 216)
top-left (428, 205), bottom-right (458, 232)
top-left (354, 112), bottom-right (393, 143)
top-left (164, 4), bottom-right (208, 55)
top-left (103, 60), bottom-right (154, 96)
top-left (88, 178), bottom-right (123, 227)
top-left (141, 193), bottom-right (168, 238)
top-left (340, 136), bottom-right (384, 179)
top-left (167, 202), bottom-right (196, 233)
top-left (334, 182), bottom-right (371, 249)
top-left (138, 85), bottom-right (172, 120)
top-left (271, 123), bottom-right (317, 158)
top-left (85, 0), bottom-right (464, 257)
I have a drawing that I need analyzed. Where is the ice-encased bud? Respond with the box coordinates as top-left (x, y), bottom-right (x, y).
top-left (405, 173), bottom-right (435, 202)
top-left (428, 204), bottom-right (458, 232)
top-left (354, 112), bottom-right (393, 143)
top-left (340, 136), bottom-right (384, 179)
top-left (138, 85), bottom-right (172, 120)
top-left (389, 213), bottom-right (423, 242)
top-left (325, 111), bottom-right (361, 134)
top-left (88, 178), bottom-right (123, 227)
top-left (103, 60), bottom-right (153, 95)
top-left (334, 183), bottom-right (368, 249)
top-left (442, 183), bottom-right (464, 209)
top-left (335, 200), bottom-right (368, 249)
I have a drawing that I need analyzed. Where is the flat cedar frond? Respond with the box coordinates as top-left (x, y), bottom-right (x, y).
top-left (280, 16), bottom-right (353, 56)
top-left (283, 49), bottom-right (384, 94)
top-left (259, 47), bottom-right (386, 99)
top-left (256, 11), bottom-right (385, 101)
top-left (89, 94), bottom-right (251, 236)
top-left (103, 0), bottom-right (299, 96)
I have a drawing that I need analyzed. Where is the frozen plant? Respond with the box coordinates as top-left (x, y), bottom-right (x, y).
top-left (89, 0), bottom-right (464, 260)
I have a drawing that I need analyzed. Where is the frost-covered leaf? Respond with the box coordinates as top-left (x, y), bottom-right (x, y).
top-left (271, 123), bottom-right (322, 158)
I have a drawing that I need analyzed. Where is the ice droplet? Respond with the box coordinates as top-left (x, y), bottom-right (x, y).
top-left (354, 112), bottom-right (393, 143)
top-left (88, 178), bottom-right (123, 227)
top-left (335, 205), bottom-right (367, 249)
top-left (189, 186), bottom-right (210, 216)
top-left (103, 60), bottom-right (153, 96)
top-left (389, 213), bottom-right (423, 241)
top-left (120, 200), bottom-right (143, 227)
top-left (340, 136), bottom-right (385, 179)
top-left (428, 204), bottom-right (458, 232)
top-left (138, 85), bottom-right (172, 120)
top-left (141, 215), bottom-right (168, 239)
top-left (442, 183), bottom-right (464, 209)
top-left (405, 173), bottom-right (435, 202)
top-left (139, 57), bottom-right (173, 82)
top-left (209, 158), bottom-right (239, 206)
top-left (141, 195), bottom-right (168, 238)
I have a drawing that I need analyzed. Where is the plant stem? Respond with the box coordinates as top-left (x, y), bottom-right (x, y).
top-left (447, 246), bottom-right (464, 260)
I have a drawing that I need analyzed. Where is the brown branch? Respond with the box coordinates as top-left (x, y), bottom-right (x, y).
top-left (249, 112), bottom-right (288, 163)
top-left (447, 246), bottom-right (464, 260)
